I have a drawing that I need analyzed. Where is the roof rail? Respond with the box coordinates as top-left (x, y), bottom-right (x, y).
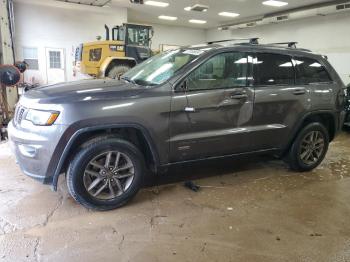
top-left (268, 42), bottom-right (298, 48)
top-left (207, 38), bottom-right (259, 45)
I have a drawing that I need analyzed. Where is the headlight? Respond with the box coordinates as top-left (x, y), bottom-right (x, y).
top-left (25, 109), bottom-right (60, 126)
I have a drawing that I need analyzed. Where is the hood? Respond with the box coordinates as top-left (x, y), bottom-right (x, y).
top-left (23, 79), bottom-right (145, 103)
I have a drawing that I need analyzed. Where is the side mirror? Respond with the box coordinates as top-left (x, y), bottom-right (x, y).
top-left (175, 79), bottom-right (188, 92)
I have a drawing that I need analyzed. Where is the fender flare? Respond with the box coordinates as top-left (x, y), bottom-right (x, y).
top-left (282, 110), bottom-right (338, 155)
top-left (99, 57), bottom-right (137, 77)
top-left (51, 123), bottom-right (160, 191)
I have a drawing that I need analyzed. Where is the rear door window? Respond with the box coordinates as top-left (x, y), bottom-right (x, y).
top-left (254, 53), bottom-right (295, 86)
top-left (293, 57), bottom-right (332, 84)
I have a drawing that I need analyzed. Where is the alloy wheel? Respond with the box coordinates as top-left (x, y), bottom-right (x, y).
top-left (299, 131), bottom-right (325, 166)
top-left (83, 151), bottom-right (135, 200)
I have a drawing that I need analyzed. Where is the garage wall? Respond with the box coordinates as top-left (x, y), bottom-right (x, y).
top-left (14, 0), bottom-right (127, 84)
top-left (148, 23), bottom-right (206, 51)
top-left (206, 12), bottom-right (350, 85)
top-left (13, 1), bottom-right (207, 85)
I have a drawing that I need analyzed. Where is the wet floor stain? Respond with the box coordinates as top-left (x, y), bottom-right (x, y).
top-left (1, 132), bottom-right (350, 261)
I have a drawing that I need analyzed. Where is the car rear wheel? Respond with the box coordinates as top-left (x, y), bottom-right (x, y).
top-left (285, 122), bottom-right (329, 172)
top-left (66, 137), bottom-right (145, 210)
top-left (107, 64), bottom-right (131, 79)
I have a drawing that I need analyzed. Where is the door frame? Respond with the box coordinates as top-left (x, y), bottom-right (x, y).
top-left (45, 47), bottom-right (66, 84)
top-left (169, 51), bottom-right (255, 162)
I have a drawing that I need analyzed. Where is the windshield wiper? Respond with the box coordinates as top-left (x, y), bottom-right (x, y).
top-left (121, 76), bottom-right (136, 85)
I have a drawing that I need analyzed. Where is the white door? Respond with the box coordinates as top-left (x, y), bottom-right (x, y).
top-left (46, 48), bottom-right (66, 84)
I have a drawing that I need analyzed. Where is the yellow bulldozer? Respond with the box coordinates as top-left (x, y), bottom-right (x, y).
top-left (75, 23), bottom-right (154, 79)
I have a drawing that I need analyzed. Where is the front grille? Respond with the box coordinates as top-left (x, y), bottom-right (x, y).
top-left (14, 105), bottom-right (27, 126)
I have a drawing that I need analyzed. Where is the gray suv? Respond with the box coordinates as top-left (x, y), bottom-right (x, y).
top-left (9, 42), bottom-right (346, 210)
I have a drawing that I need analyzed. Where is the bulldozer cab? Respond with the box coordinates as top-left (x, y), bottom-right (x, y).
top-left (75, 23), bottom-right (153, 78)
top-left (113, 23), bottom-right (153, 48)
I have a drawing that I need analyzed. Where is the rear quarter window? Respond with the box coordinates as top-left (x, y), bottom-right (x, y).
top-left (293, 57), bottom-right (332, 84)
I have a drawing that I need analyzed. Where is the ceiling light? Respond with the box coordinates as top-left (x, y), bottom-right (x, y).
top-left (145, 1), bottom-right (169, 7)
top-left (159, 15), bottom-right (178, 20)
top-left (189, 19), bottom-right (207, 24)
top-left (262, 0), bottom-right (288, 7)
top-left (184, 6), bottom-right (191, 11)
top-left (218, 12), bottom-right (240, 17)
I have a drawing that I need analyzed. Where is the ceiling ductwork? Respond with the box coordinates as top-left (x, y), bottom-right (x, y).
top-left (189, 4), bottom-right (209, 12)
top-left (54, 0), bottom-right (111, 7)
top-left (218, 0), bottom-right (350, 30)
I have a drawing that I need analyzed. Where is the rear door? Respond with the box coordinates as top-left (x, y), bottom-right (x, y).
top-left (169, 51), bottom-right (256, 162)
top-left (251, 52), bottom-right (311, 150)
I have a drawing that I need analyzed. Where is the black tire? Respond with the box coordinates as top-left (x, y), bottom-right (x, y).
top-left (66, 137), bottom-right (145, 210)
top-left (107, 64), bottom-right (131, 79)
top-left (285, 122), bottom-right (329, 172)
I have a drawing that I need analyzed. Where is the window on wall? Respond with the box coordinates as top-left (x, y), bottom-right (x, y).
top-left (187, 52), bottom-right (248, 91)
top-left (254, 53), bottom-right (295, 86)
top-left (23, 47), bottom-right (39, 70)
top-left (294, 57), bottom-right (332, 84)
top-left (49, 51), bottom-right (61, 69)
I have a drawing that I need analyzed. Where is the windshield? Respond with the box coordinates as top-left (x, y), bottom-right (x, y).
top-left (122, 49), bottom-right (203, 86)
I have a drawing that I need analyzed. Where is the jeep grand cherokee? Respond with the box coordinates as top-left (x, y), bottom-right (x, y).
top-left (9, 42), bottom-right (346, 210)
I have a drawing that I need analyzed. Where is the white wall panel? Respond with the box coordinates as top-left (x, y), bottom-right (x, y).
top-left (14, 1), bottom-right (127, 84)
top-left (206, 12), bottom-right (350, 85)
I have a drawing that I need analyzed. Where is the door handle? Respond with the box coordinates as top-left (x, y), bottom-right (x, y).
top-left (293, 88), bottom-right (306, 95)
top-left (230, 92), bottom-right (248, 99)
top-left (184, 107), bottom-right (196, 113)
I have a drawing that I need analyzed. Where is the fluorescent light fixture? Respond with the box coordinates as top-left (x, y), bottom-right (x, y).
top-left (262, 0), bottom-right (288, 7)
top-left (218, 12), bottom-right (240, 17)
top-left (159, 15), bottom-right (177, 20)
top-left (309, 62), bottom-right (322, 68)
top-left (145, 1), bottom-right (169, 7)
top-left (235, 57), bottom-right (262, 64)
top-left (189, 19), bottom-right (207, 24)
top-left (102, 103), bottom-right (134, 111)
top-left (77, 88), bottom-right (102, 93)
top-left (279, 62), bottom-right (293, 67)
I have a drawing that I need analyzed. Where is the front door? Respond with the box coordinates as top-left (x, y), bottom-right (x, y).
top-left (169, 51), bottom-right (255, 162)
top-left (46, 48), bottom-right (65, 84)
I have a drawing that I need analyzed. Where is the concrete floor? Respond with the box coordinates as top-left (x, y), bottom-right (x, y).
top-left (1, 133), bottom-right (350, 262)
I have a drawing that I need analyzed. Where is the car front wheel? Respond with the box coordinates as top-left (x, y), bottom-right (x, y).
top-left (66, 137), bottom-right (145, 210)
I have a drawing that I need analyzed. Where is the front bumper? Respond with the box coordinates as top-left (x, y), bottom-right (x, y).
top-left (8, 120), bottom-right (68, 184)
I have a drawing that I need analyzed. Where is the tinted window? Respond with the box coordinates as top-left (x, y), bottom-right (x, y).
top-left (293, 57), bottom-right (332, 84)
top-left (254, 53), bottom-right (295, 86)
top-left (187, 52), bottom-right (248, 91)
